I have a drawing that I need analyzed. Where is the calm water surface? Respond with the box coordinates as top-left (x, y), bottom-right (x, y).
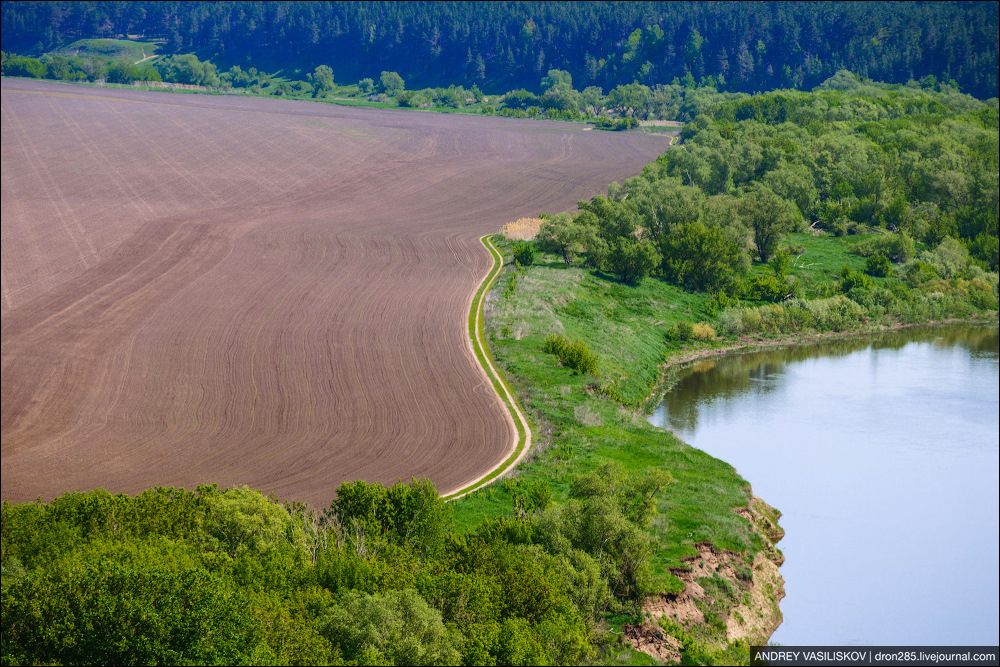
top-left (649, 326), bottom-right (999, 645)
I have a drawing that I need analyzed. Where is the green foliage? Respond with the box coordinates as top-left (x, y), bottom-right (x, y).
top-left (768, 249), bottom-right (791, 279)
top-left (852, 232), bottom-right (916, 263)
top-left (155, 53), bottom-right (220, 87)
top-left (592, 116), bottom-right (639, 131)
top-left (705, 291), bottom-right (740, 317)
top-left (2, 558), bottom-right (266, 665)
top-left (513, 241), bottom-right (535, 268)
top-left (202, 486), bottom-right (307, 559)
top-left (606, 236), bottom-right (659, 285)
top-left (543, 334), bottom-right (600, 376)
top-left (864, 254), bottom-right (893, 278)
top-left (536, 213), bottom-right (596, 265)
top-left (325, 478), bottom-right (452, 558)
top-left (319, 589), bottom-right (462, 666)
top-left (741, 186), bottom-right (802, 262)
top-left (535, 465), bottom-right (672, 601)
top-left (741, 273), bottom-right (788, 303)
top-left (309, 64), bottom-right (335, 97)
top-left (379, 71), bottom-right (405, 94)
top-left (659, 221), bottom-right (748, 292)
top-left (839, 266), bottom-right (875, 293)
top-left (902, 260), bottom-right (940, 287)
top-left (669, 320), bottom-right (695, 341)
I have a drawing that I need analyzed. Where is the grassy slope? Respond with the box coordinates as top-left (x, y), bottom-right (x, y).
top-left (49, 38), bottom-right (160, 63)
top-left (452, 228), bottom-right (994, 659)
top-left (453, 237), bottom-right (768, 594)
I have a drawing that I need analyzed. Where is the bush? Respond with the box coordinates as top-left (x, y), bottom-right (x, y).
top-left (669, 321), bottom-right (694, 341)
top-left (513, 241), bottom-right (535, 268)
top-left (902, 260), bottom-right (939, 287)
top-left (839, 266), bottom-right (874, 292)
top-left (864, 254), bottom-right (893, 277)
top-left (543, 334), bottom-right (600, 375)
top-left (706, 291), bottom-right (740, 317)
top-left (802, 295), bottom-right (865, 331)
top-left (741, 273), bottom-right (788, 302)
top-left (692, 323), bottom-right (717, 340)
top-left (852, 232), bottom-right (916, 263)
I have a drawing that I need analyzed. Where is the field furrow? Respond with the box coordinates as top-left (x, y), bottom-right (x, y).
top-left (2, 79), bottom-right (669, 507)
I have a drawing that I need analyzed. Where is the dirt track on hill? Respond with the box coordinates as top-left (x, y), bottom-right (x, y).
top-left (1, 79), bottom-right (667, 507)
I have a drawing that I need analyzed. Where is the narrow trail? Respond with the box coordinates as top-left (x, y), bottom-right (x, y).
top-left (133, 50), bottom-right (158, 65)
top-left (443, 235), bottom-right (532, 500)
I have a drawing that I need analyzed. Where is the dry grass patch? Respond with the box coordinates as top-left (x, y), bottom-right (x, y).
top-left (501, 217), bottom-right (543, 241)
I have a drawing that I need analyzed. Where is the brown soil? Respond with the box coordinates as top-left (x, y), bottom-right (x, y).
top-left (1, 79), bottom-right (667, 507)
top-left (624, 497), bottom-right (786, 662)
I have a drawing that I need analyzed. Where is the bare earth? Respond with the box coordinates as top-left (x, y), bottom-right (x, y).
top-left (1, 79), bottom-right (667, 507)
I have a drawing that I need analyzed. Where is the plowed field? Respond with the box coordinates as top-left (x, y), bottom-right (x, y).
top-left (1, 79), bottom-right (667, 507)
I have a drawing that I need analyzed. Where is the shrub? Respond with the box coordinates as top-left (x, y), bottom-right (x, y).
top-left (692, 323), bottom-right (717, 340)
top-left (802, 295), bottom-right (865, 331)
top-left (670, 320), bottom-right (694, 341)
top-left (717, 307), bottom-right (745, 335)
top-left (513, 241), bottom-right (535, 268)
top-left (918, 237), bottom-right (970, 279)
top-left (864, 254), bottom-right (893, 277)
top-left (852, 232), bottom-right (915, 263)
top-left (769, 249), bottom-right (791, 279)
top-left (741, 273), bottom-right (788, 302)
top-left (705, 291), bottom-right (740, 317)
top-left (839, 266), bottom-right (874, 292)
top-left (543, 334), bottom-right (600, 375)
top-left (902, 260), bottom-right (939, 287)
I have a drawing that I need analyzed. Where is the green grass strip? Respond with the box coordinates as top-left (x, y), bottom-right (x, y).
top-left (443, 235), bottom-right (531, 500)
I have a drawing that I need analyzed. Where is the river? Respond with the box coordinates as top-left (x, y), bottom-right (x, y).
top-left (649, 325), bottom-right (999, 645)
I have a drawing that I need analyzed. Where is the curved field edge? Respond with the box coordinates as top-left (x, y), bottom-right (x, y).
top-left (442, 235), bottom-right (531, 501)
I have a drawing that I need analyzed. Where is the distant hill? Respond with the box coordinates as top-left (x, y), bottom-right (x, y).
top-left (2, 1), bottom-right (998, 99)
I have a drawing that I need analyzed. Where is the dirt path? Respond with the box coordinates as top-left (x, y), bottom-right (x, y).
top-left (133, 50), bottom-right (158, 65)
top-left (443, 235), bottom-right (532, 499)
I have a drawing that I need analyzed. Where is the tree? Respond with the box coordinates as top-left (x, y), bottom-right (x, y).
top-left (536, 212), bottom-right (593, 264)
top-left (319, 589), bottom-right (462, 666)
top-left (581, 86), bottom-right (606, 115)
top-left (741, 186), bottom-right (802, 261)
top-left (659, 221), bottom-right (748, 292)
top-left (607, 83), bottom-right (651, 117)
top-left (541, 68), bottom-right (572, 92)
top-left (605, 236), bottom-right (659, 285)
top-left (309, 64), bottom-right (334, 97)
top-left (380, 70), bottom-right (405, 94)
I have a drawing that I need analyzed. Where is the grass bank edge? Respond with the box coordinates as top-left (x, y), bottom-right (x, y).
top-left (443, 234), bottom-right (531, 501)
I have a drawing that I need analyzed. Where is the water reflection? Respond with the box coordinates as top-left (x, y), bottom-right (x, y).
top-left (649, 324), bottom-right (999, 645)
top-left (653, 326), bottom-right (999, 438)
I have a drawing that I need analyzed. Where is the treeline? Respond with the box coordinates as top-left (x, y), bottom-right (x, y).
top-left (1, 50), bottom-right (161, 84)
top-left (2, 1), bottom-right (997, 99)
top-left (1, 468), bottom-right (672, 665)
top-left (1, 46), bottom-right (748, 125)
top-left (534, 73), bottom-right (998, 322)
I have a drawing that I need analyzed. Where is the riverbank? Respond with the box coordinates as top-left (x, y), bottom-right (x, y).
top-left (458, 227), bottom-right (995, 661)
top-left (642, 316), bottom-right (998, 412)
top-left (452, 236), bottom-right (791, 663)
top-left (648, 325), bottom-right (998, 645)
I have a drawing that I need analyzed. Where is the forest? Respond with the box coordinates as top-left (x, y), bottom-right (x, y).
top-left (1, 471), bottom-right (677, 665)
top-left (534, 73), bottom-right (999, 303)
top-left (1, 1), bottom-right (998, 99)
